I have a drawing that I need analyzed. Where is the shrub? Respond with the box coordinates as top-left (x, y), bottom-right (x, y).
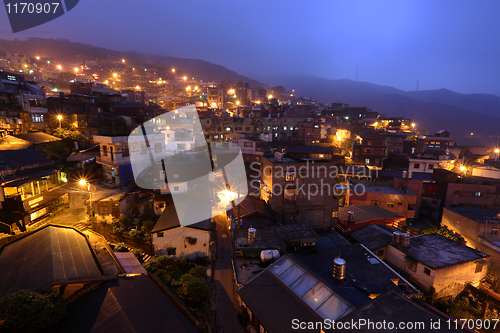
top-left (143, 259), bottom-right (160, 273)
top-left (0, 289), bottom-right (66, 332)
top-left (157, 255), bottom-right (174, 269)
top-left (189, 265), bottom-right (207, 278)
top-left (114, 243), bottom-right (129, 252)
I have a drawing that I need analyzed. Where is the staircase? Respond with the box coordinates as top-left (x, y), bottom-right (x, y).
top-left (74, 222), bottom-right (89, 232)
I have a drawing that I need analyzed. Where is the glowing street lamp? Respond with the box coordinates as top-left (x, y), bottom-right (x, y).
top-left (411, 122), bottom-right (416, 129)
top-left (113, 73), bottom-right (118, 78)
top-left (135, 85), bottom-right (141, 90)
top-left (57, 115), bottom-right (62, 128)
top-left (183, 76), bottom-right (187, 81)
top-left (236, 100), bottom-right (240, 106)
top-left (459, 165), bottom-right (466, 173)
top-left (57, 65), bottom-right (62, 70)
top-left (36, 56), bottom-right (40, 60)
top-left (122, 59), bottom-right (125, 63)
top-left (495, 148), bottom-right (500, 154)
top-left (79, 179), bottom-right (93, 217)
top-left (172, 68), bottom-right (176, 73)
top-left (74, 67), bottom-right (79, 73)
top-left (268, 94), bottom-right (273, 99)
top-left (228, 89), bottom-right (235, 95)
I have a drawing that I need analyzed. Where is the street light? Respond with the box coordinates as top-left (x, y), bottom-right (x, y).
top-left (57, 115), bottom-right (62, 128)
top-left (411, 122), bottom-right (416, 129)
top-left (79, 179), bottom-right (93, 217)
top-left (172, 68), bottom-right (175, 73)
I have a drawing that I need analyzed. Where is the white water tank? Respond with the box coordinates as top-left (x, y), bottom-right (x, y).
top-left (274, 152), bottom-right (283, 162)
top-left (260, 249), bottom-right (280, 262)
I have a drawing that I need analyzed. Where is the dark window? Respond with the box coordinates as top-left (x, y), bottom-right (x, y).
top-left (424, 267), bottom-right (431, 275)
top-left (407, 261), bottom-right (417, 272)
top-left (475, 263), bottom-right (483, 273)
top-left (167, 248), bottom-right (176, 255)
top-left (122, 145), bottom-right (129, 157)
top-left (414, 163), bottom-right (420, 169)
top-left (376, 249), bottom-right (384, 256)
top-left (102, 146), bottom-right (108, 156)
top-left (157, 232), bottom-right (164, 237)
top-left (371, 200), bottom-right (378, 206)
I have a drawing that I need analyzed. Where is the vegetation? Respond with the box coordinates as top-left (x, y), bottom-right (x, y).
top-left (144, 256), bottom-right (210, 322)
top-left (0, 289), bottom-right (66, 333)
top-left (50, 128), bottom-right (82, 142)
top-left (112, 210), bottom-right (158, 242)
top-left (421, 225), bottom-right (466, 244)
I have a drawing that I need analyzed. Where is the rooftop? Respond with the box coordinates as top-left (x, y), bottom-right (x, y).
top-left (349, 224), bottom-right (399, 251)
top-left (234, 227), bottom-right (285, 250)
top-left (338, 205), bottom-right (403, 223)
top-left (152, 197), bottom-right (211, 233)
top-left (292, 244), bottom-right (418, 306)
top-left (445, 206), bottom-right (500, 224)
top-left (238, 255), bottom-right (357, 333)
top-left (52, 275), bottom-right (199, 333)
top-left (0, 225), bottom-right (104, 299)
top-left (0, 149), bottom-right (51, 171)
top-left (398, 233), bottom-right (488, 268)
top-left (339, 291), bottom-right (460, 332)
top-left (12, 132), bottom-right (61, 144)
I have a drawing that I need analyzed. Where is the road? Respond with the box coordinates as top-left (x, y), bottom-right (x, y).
top-left (211, 213), bottom-right (247, 333)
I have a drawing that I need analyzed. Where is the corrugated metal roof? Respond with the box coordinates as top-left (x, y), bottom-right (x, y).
top-left (0, 225), bottom-right (103, 298)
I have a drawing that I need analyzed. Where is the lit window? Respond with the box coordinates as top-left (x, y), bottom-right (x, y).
top-left (371, 200), bottom-right (378, 206)
top-left (285, 172), bottom-right (295, 181)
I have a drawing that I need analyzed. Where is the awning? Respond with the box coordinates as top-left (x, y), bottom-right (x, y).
top-left (2, 168), bottom-right (58, 188)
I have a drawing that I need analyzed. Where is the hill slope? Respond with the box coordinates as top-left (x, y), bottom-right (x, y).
top-left (0, 38), bottom-right (268, 88)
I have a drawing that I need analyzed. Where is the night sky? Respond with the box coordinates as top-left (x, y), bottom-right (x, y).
top-left (1, 0), bottom-right (499, 96)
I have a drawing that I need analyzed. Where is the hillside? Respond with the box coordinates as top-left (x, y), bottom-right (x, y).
top-left (273, 75), bottom-right (500, 145)
top-left (0, 38), bottom-right (268, 88)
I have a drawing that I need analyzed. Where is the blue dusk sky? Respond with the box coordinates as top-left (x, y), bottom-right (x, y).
top-left (1, 0), bottom-right (499, 95)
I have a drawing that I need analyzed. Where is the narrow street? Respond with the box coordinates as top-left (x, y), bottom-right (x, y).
top-left (211, 213), bottom-right (246, 333)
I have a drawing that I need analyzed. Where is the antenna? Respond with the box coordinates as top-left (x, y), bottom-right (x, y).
top-left (416, 80), bottom-right (419, 91)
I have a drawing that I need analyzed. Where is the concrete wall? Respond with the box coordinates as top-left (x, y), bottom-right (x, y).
top-left (386, 244), bottom-right (487, 298)
top-left (153, 227), bottom-right (210, 260)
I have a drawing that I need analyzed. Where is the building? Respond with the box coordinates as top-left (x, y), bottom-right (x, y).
top-left (338, 291), bottom-right (461, 332)
top-left (0, 149), bottom-right (67, 227)
top-left (151, 201), bottom-right (212, 260)
top-left (0, 225), bottom-right (105, 299)
top-left (386, 233), bottom-right (489, 298)
top-left (260, 154), bottom-right (339, 228)
top-left (349, 223), bottom-right (399, 260)
top-left (336, 205), bottom-right (405, 234)
top-left (53, 275), bottom-right (201, 333)
top-left (91, 185), bottom-right (138, 222)
top-left (0, 132), bottom-right (61, 154)
top-left (416, 132), bottom-right (455, 154)
top-left (442, 206), bottom-right (500, 267)
top-left (351, 133), bottom-right (388, 168)
top-left (230, 137), bottom-right (264, 163)
top-left (348, 181), bottom-right (418, 219)
top-left (94, 132), bottom-right (165, 184)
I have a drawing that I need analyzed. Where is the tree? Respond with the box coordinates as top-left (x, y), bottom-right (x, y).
top-left (178, 275), bottom-right (209, 306)
top-left (422, 225), bottom-right (466, 244)
top-left (0, 289), bottom-right (66, 332)
top-left (189, 265), bottom-right (207, 278)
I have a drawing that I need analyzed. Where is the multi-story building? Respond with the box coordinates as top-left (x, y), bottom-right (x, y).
top-left (260, 153), bottom-right (339, 228)
top-left (416, 131), bottom-right (455, 154)
top-left (351, 133), bottom-right (388, 168)
top-left (94, 132), bottom-right (165, 184)
top-left (0, 149), bottom-right (67, 228)
top-left (442, 206), bottom-right (500, 267)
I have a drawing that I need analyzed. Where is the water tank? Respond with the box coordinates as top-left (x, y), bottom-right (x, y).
top-left (260, 249), bottom-right (280, 262)
top-left (274, 152), bottom-right (283, 163)
top-left (400, 233), bottom-right (410, 248)
top-left (408, 171), bottom-right (413, 179)
top-left (402, 171), bottom-right (408, 179)
top-left (347, 211), bottom-right (354, 224)
top-left (333, 257), bottom-right (346, 280)
top-left (393, 231), bottom-right (402, 243)
top-left (248, 227), bottom-right (256, 244)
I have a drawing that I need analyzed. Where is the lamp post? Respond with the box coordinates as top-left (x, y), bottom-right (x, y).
top-left (79, 179), bottom-right (93, 217)
top-left (57, 115), bottom-right (62, 128)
